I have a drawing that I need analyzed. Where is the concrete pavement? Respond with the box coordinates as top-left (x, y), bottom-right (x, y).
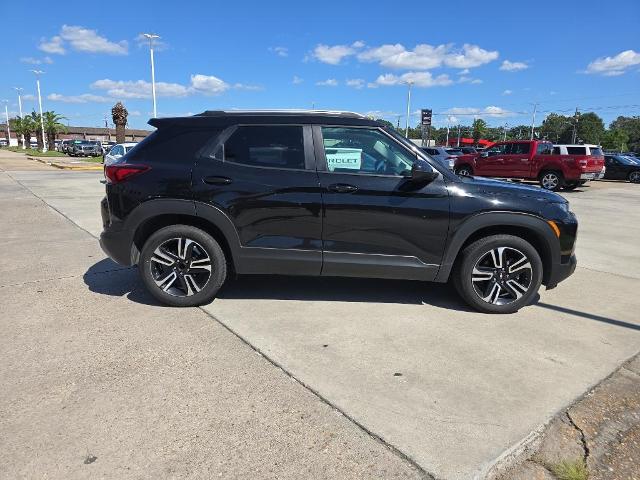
top-left (0, 150), bottom-right (424, 479)
top-left (1, 149), bottom-right (639, 479)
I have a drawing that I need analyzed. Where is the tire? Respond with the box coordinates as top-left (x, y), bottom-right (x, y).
top-left (562, 181), bottom-right (580, 191)
top-left (453, 234), bottom-right (543, 314)
top-left (456, 165), bottom-right (473, 176)
top-left (539, 171), bottom-right (564, 191)
top-left (139, 225), bottom-right (227, 307)
top-left (629, 171), bottom-right (640, 183)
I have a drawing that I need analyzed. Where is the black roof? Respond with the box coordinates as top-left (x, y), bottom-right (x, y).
top-left (149, 110), bottom-right (381, 129)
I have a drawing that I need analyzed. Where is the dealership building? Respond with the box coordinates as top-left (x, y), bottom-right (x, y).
top-left (1, 124), bottom-right (152, 146)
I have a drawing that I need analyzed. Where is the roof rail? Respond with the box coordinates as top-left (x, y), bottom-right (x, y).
top-left (195, 109), bottom-right (366, 118)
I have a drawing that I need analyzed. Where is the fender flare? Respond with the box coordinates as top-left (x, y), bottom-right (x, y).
top-left (434, 211), bottom-right (559, 283)
top-left (122, 198), bottom-right (241, 265)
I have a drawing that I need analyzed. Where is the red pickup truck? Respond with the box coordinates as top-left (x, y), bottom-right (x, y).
top-left (453, 140), bottom-right (605, 191)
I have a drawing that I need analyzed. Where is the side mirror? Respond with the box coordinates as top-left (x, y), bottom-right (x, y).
top-left (481, 152), bottom-right (489, 158)
top-left (408, 160), bottom-right (439, 183)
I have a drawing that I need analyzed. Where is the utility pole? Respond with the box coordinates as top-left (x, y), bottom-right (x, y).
top-left (445, 122), bottom-right (450, 147)
top-left (503, 123), bottom-right (508, 141)
top-left (142, 33), bottom-right (160, 118)
top-left (571, 107), bottom-right (579, 144)
top-left (529, 103), bottom-right (538, 140)
top-left (30, 70), bottom-right (47, 152)
top-left (13, 87), bottom-right (24, 148)
top-left (457, 125), bottom-right (462, 147)
top-left (405, 81), bottom-right (413, 138)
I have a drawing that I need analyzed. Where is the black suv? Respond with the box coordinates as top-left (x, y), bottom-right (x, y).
top-left (100, 111), bottom-right (577, 313)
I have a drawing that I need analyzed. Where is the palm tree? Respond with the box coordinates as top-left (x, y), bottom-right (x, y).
top-left (42, 111), bottom-right (67, 149)
top-left (111, 102), bottom-right (128, 143)
top-left (21, 115), bottom-right (36, 149)
top-left (30, 111), bottom-right (43, 150)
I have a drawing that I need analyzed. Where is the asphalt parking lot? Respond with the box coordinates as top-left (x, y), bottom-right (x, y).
top-left (1, 150), bottom-right (639, 479)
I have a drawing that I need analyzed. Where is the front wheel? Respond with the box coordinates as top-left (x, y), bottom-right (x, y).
top-left (539, 171), bottom-right (564, 191)
top-left (456, 165), bottom-right (473, 176)
top-left (629, 171), bottom-right (640, 183)
top-left (453, 234), bottom-right (543, 314)
top-left (139, 225), bottom-right (227, 307)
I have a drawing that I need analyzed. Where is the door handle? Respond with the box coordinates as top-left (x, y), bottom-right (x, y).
top-left (328, 183), bottom-right (358, 193)
top-left (203, 175), bottom-right (233, 185)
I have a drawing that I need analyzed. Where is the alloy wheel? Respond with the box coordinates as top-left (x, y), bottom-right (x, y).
top-left (150, 237), bottom-right (212, 297)
top-left (630, 171), bottom-right (640, 183)
top-left (471, 247), bottom-right (533, 305)
top-left (541, 173), bottom-right (559, 190)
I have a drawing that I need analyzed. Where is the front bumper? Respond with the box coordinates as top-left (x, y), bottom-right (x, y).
top-left (545, 254), bottom-right (577, 289)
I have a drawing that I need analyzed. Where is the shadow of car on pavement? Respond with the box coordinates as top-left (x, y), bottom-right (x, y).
top-left (83, 258), bottom-right (473, 312)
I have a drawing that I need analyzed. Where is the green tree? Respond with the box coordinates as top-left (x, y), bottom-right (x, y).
top-left (540, 113), bottom-right (572, 143)
top-left (42, 111), bottom-right (67, 149)
top-left (601, 129), bottom-right (629, 151)
top-left (575, 112), bottom-right (605, 144)
top-left (471, 119), bottom-right (487, 145)
top-left (375, 118), bottom-right (394, 130)
top-left (610, 116), bottom-right (640, 152)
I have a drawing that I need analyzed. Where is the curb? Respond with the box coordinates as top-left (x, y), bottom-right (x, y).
top-left (27, 156), bottom-right (103, 171)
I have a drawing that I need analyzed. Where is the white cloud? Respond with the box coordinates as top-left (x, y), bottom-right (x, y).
top-left (292, 75), bottom-right (303, 85)
top-left (500, 60), bottom-right (528, 71)
top-left (346, 78), bottom-right (365, 89)
top-left (502, 89), bottom-right (513, 95)
top-left (458, 76), bottom-right (482, 84)
top-left (374, 71), bottom-right (453, 88)
top-left (39, 35), bottom-right (65, 54)
top-left (586, 49), bottom-right (640, 76)
top-left (358, 43), bottom-right (497, 70)
top-left (22, 94), bottom-right (36, 101)
top-left (269, 46), bottom-right (288, 57)
top-left (39, 25), bottom-right (128, 55)
top-left (129, 110), bottom-right (141, 116)
top-left (90, 74), bottom-right (257, 99)
top-left (445, 106), bottom-right (514, 118)
top-left (190, 74), bottom-right (230, 95)
top-left (312, 43), bottom-right (361, 65)
top-left (47, 93), bottom-right (111, 103)
top-left (458, 69), bottom-right (470, 75)
top-left (20, 56), bottom-right (53, 65)
top-left (444, 44), bottom-right (499, 68)
top-left (316, 78), bottom-right (338, 86)
top-left (91, 78), bottom-right (191, 98)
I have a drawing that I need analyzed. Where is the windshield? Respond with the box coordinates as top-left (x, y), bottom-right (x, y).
top-left (590, 147), bottom-right (603, 156)
top-left (617, 155), bottom-right (639, 165)
top-left (446, 149), bottom-right (463, 156)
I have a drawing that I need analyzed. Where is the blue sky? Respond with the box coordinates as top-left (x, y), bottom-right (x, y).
top-left (3, 0), bottom-right (639, 130)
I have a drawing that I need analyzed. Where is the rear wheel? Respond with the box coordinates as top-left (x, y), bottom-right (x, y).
top-left (629, 171), bottom-right (640, 183)
top-left (453, 234), bottom-right (543, 314)
top-left (539, 171), bottom-right (564, 191)
top-left (456, 165), bottom-right (473, 176)
top-left (139, 225), bottom-right (227, 307)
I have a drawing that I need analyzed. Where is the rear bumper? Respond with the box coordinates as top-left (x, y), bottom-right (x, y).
top-left (100, 229), bottom-right (135, 266)
top-left (545, 254), bottom-right (577, 289)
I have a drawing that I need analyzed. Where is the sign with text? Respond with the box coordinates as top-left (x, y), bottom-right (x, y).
top-left (421, 109), bottom-right (432, 126)
top-left (325, 148), bottom-right (362, 172)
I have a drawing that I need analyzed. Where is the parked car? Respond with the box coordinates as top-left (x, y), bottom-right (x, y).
top-left (604, 154), bottom-right (640, 183)
top-left (0, 139), bottom-right (8, 147)
top-left (101, 141), bottom-right (116, 154)
top-left (103, 142), bottom-right (138, 165)
top-left (454, 140), bottom-right (605, 191)
top-left (99, 110), bottom-right (577, 314)
top-left (60, 139), bottom-right (74, 153)
top-left (69, 140), bottom-right (102, 157)
top-left (420, 146), bottom-right (461, 169)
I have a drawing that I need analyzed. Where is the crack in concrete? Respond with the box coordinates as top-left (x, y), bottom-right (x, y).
top-left (566, 409), bottom-right (590, 464)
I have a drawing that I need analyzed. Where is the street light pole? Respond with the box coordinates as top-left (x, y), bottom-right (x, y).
top-left (3, 101), bottom-right (10, 146)
top-left (30, 70), bottom-right (47, 152)
top-left (142, 33), bottom-right (160, 118)
top-left (404, 81), bottom-right (413, 138)
top-left (14, 87), bottom-right (24, 149)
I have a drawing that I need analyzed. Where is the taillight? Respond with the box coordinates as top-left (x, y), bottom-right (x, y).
top-left (104, 164), bottom-right (151, 184)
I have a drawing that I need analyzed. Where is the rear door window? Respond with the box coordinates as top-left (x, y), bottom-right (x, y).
top-left (224, 126), bottom-right (305, 170)
top-left (512, 142), bottom-right (531, 154)
top-left (567, 146), bottom-right (586, 155)
top-left (589, 147), bottom-right (603, 156)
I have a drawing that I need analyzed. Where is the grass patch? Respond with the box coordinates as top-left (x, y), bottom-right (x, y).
top-left (5, 147), bottom-right (66, 157)
top-left (79, 157), bottom-right (104, 163)
top-left (550, 459), bottom-right (589, 480)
